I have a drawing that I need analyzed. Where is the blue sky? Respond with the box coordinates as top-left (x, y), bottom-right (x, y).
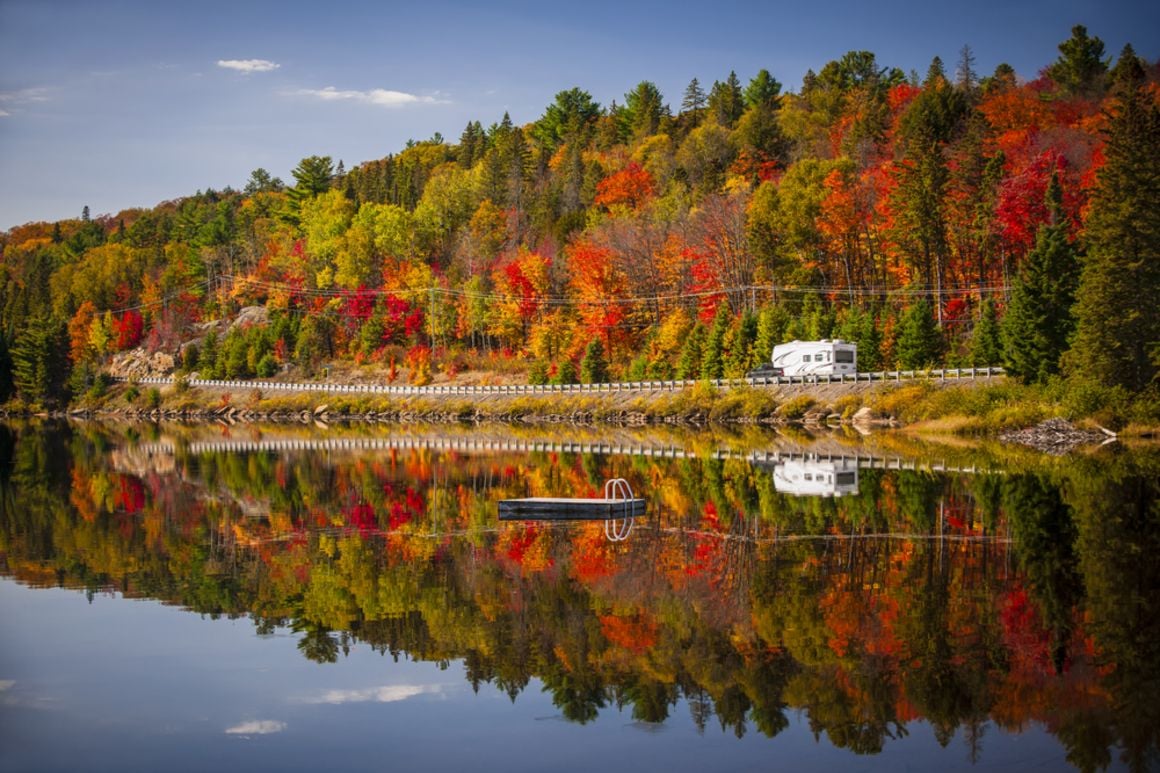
top-left (1, 0), bottom-right (1155, 231)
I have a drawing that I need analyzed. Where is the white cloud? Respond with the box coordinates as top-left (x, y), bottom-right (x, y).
top-left (0, 88), bottom-right (49, 105)
top-left (226, 720), bottom-right (286, 735)
top-left (296, 684), bottom-right (439, 705)
top-left (0, 110), bottom-right (10, 118)
top-left (217, 59), bottom-right (280, 74)
top-left (0, 680), bottom-right (14, 691)
top-left (290, 86), bottom-right (445, 107)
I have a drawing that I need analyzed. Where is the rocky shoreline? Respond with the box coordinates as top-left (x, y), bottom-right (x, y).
top-left (6, 398), bottom-right (897, 430)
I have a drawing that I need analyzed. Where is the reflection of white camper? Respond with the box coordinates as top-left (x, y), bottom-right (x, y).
top-left (773, 459), bottom-right (860, 498)
top-left (764, 339), bottom-right (857, 377)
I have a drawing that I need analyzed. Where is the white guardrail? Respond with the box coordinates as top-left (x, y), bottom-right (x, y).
top-left (114, 367), bottom-right (1004, 397)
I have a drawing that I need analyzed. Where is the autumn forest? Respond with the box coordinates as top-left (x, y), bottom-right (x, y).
top-left (1, 26), bottom-right (1158, 410)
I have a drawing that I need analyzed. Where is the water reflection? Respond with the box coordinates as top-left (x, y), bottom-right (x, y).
top-left (770, 458), bottom-right (859, 497)
top-left (1, 421), bottom-right (1157, 771)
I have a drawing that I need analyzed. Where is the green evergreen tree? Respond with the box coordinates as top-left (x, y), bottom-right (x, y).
top-left (552, 358), bottom-right (577, 385)
top-left (799, 294), bottom-right (835, 339)
top-left (725, 310), bottom-right (758, 375)
top-left (579, 338), bottom-right (608, 383)
top-left (528, 360), bottom-right (549, 385)
top-left (1046, 24), bottom-right (1108, 98)
top-left (0, 332), bottom-right (13, 402)
top-left (896, 299), bottom-right (944, 368)
top-left (681, 78), bottom-right (707, 122)
top-left (197, 331), bottom-right (219, 378)
top-left (1000, 173), bottom-right (1080, 383)
top-left (218, 327), bottom-right (252, 379)
top-left (969, 297), bottom-right (1003, 367)
top-left (294, 316), bottom-right (335, 371)
top-left (754, 303), bottom-right (791, 368)
top-left (700, 305), bottom-right (730, 380)
top-left (708, 71), bottom-right (745, 128)
top-left (676, 323), bottom-right (706, 380)
top-left (1064, 58), bottom-right (1160, 393)
top-left (11, 317), bottom-right (69, 405)
top-left (837, 307), bottom-right (882, 371)
top-left (744, 70), bottom-right (782, 109)
top-left (622, 81), bottom-right (667, 141)
top-left (290, 155), bottom-right (335, 196)
top-left (359, 312), bottom-right (386, 359)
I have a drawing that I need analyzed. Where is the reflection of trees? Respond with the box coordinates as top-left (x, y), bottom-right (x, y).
top-left (1005, 474), bottom-right (1081, 675)
top-left (5, 421), bottom-right (1159, 766)
top-left (901, 545), bottom-right (981, 748)
top-left (295, 621), bottom-right (340, 664)
top-left (1068, 455), bottom-right (1160, 773)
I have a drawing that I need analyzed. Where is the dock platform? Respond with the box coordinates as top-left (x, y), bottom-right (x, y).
top-left (499, 478), bottom-right (644, 522)
top-left (499, 496), bottom-right (646, 521)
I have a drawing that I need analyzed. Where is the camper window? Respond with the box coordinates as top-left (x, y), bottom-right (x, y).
top-left (835, 350), bottom-right (854, 363)
top-left (803, 354), bottom-right (812, 362)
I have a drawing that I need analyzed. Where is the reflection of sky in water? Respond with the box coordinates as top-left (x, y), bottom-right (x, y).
top-left (0, 579), bottom-right (1078, 773)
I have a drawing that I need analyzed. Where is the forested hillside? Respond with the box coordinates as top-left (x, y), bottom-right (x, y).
top-left (2, 26), bottom-right (1158, 409)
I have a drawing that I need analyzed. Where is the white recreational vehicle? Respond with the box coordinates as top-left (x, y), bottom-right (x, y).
top-left (773, 458), bottom-right (859, 498)
top-left (751, 339), bottom-right (857, 378)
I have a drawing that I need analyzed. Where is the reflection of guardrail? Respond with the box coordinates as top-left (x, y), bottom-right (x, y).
top-left (243, 523), bottom-right (1012, 548)
top-left (131, 436), bottom-right (997, 475)
top-left (115, 366), bottom-right (1004, 398)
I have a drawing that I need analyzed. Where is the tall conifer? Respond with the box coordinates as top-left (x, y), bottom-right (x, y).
top-left (1000, 172), bottom-right (1079, 383)
top-left (1065, 52), bottom-right (1160, 392)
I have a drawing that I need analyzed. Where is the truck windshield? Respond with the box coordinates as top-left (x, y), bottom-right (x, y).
top-left (835, 350), bottom-right (854, 363)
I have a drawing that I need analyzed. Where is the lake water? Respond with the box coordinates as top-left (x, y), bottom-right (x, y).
top-left (1, 421), bottom-right (1157, 772)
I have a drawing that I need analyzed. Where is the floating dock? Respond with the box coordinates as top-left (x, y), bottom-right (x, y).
top-left (499, 478), bottom-right (645, 522)
top-left (499, 496), bottom-right (646, 521)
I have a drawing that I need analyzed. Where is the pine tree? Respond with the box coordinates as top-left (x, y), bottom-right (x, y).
top-left (681, 78), bottom-right (707, 119)
top-left (198, 331), bottom-right (219, 377)
top-left (754, 304), bottom-right (791, 368)
top-left (970, 297), bottom-right (1002, 367)
top-left (799, 293), bottom-right (834, 339)
top-left (728, 310), bottom-right (758, 374)
top-left (11, 317), bottom-right (69, 405)
top-left (676, 323), bottom-right (706, 380)
top-left (0, 332), bottom-right (15, 401)
top-left (896, 299), bottom-right (944, 368)
top-left (1046, 25), bottom-right (1108, 98)
top-left (579, 338), bottom-right (608, 383)
top-left (700, 304), bottom-right (730, 380)
top-left (1000, 173), bottom-right (1080, 383)
top-left (708, 72), bottom-right (744, 128)
top-left (837, 307), bottom-right (882, 371)
top-left (1065, 55), bottom-right (1160, 392)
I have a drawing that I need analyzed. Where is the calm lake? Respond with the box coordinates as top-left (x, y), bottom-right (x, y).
top-left (1, 421), bottom-right (1157, 772)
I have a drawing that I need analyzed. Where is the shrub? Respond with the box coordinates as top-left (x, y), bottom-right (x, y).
top-left (528, 360), bottom-right (549, 385)
top-left (777, 395), bottom-right (816, 420)
top-left (181, 343), bottom-right (199, 373)
top-left (552, 359), bottom-right (577, 386)
top-left (831, 394), bottom-right (863, 420)
top-left (708, 387), bottom-right (778, 421)
top-left (256, 353), bottom-right (278, 378)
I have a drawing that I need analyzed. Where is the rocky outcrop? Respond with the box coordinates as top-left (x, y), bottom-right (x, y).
top-left (107, 349), bottom-right (176, 380)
